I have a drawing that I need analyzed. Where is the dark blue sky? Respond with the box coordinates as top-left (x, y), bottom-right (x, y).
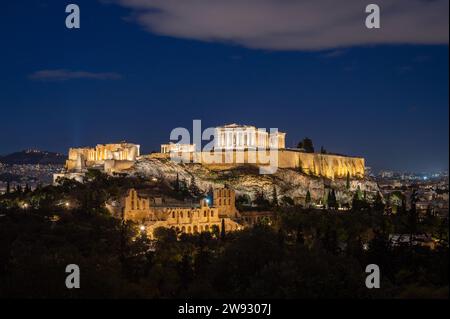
top-left (0, 0), bottom-right (448, 173)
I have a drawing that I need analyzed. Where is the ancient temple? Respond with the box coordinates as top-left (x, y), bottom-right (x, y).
top-left (214, 124), bottom-right (286, 150)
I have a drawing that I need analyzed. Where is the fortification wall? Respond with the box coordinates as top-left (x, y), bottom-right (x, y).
top-left (278, 150), bottom-right (365, 179)
top-left (149, 150), bottom-right (365, 179)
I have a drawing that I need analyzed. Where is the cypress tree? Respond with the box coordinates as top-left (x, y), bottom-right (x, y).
top-left (346, 172), bottom-right (350, 190)
top-left (305, 190), bottom-right (311, 205)
top-left (328, 189), bottom-right (338, 210)
top-left (220, 219), bottom-right (226, 240)
top-left (373, 192), bottom-right (385, 213)
top-left (272, 185), bottom-right (278, 207)
top-left (189, 176), bottom-right (202, 198)
top-left (174, 173), bottom-right (180, 192)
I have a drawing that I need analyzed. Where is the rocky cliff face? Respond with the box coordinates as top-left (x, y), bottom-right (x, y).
top-left (130, 157), bottom-right (379, 205)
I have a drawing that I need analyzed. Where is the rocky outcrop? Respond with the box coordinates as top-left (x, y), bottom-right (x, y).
top-left (130, 157), bottom-right (379, 206)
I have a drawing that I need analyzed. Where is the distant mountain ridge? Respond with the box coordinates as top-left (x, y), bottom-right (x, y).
top-left (0, 149), bottom-right (67, 165)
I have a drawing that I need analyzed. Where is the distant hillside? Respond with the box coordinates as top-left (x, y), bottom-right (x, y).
top-left (0, 150), bottom-right (67, 165)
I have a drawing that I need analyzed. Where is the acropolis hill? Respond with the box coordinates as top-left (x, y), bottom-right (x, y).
top-left (55, 124), bottom-right (375, 205)
top-left (64, 124), bottom-right (365, 180)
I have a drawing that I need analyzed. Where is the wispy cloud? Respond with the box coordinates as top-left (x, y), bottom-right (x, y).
top-left (321, 49), bottom-right (347, 58)
top-left (113, 0), bottom-right (449, 51)
top-left (28, 69), bottom-right (122, 81)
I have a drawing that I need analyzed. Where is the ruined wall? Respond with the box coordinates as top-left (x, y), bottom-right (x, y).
top-left (278, 150), bottom-right (365, 179)
top-left (178, 150), bottom-right (365, 179)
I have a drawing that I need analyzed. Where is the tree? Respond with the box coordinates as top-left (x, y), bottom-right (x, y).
top-left (211, 224), bottom-right (220, 238)
top-left (322, 226), bottom-right (339, 255)
top-left (174, 173), bottom-right (180, 192)
top-left (178, 253), bottom-right (194, 290)
top-left (207, 185), bottom-right (214, 203)
top-left (407, 189), bottom-right (420, 245)
top-left (271, 186), bottom-right (278, 207)
top-left (305, 190), bottom-right (311, 206)
top-left (253, 191), bottom-right (270, 209)
top-left (399, 197), bottom-right (407, 214)
top-left (373, 192), bottom-right (385, 213)
top-left (236, 194), bottom-right (251, 210)
top-left (346, 172), bottom-right (351, 190)
top-left (189, 176), bottom-right (202, 198)
top-left (296, 224), bottom-right (305, 245)
top-left (221, 219), bottom-right (226, 240)
top-left (280, 196), bottom-right (295, 207)
top-left (320, 146), bottom-right (327, 154)
top-left (327, 189), bottom-right (338, 210)
top-left (297, 137), bottom-right (314, 153)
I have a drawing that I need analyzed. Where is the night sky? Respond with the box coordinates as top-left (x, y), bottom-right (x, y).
top-left (1, 0), bottom-right (448, 173)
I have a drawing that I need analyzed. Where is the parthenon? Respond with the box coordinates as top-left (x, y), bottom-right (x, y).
top-left (214, 124), bottom-right (286, 150)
